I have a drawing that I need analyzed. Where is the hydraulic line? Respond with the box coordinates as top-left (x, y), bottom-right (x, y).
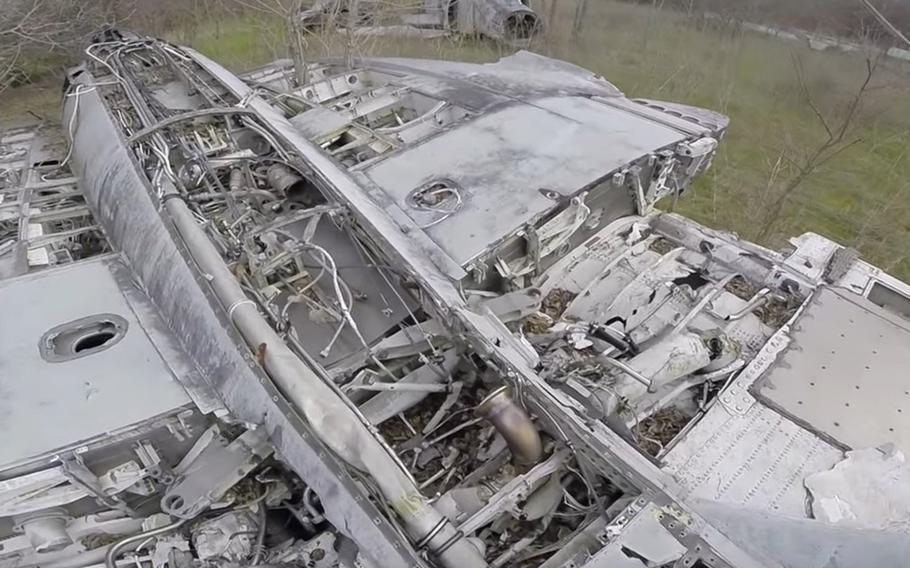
top-left (104, 519), bottom-right (188, 568)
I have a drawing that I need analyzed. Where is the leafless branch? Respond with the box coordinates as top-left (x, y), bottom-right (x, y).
top-left (756, 50), bottom-right (882, 242)
top-left (0, 0), bottom-right (113, 92)
top-left (860, 0), bottom-right (910, 49)
top-left (793, 54), bottom-right (834, 140)
top-left (0, 44), bottom-right (22, 95)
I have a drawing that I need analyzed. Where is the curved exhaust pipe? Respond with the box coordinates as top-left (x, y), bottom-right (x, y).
top-left (455, 0), bottom-right (542, 42)
top-left (477, 385), bottom-right (543, 468)
top-left (503, 12), bottom-right (541, 41)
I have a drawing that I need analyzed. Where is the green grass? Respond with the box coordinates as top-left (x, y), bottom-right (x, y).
top-left (167, 19), bottom-right (283, 71)
top-left (4, 0), bottom-right (909, 278)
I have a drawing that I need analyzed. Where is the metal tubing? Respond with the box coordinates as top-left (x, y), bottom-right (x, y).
top-left (64, 67), bottom-right (423, 568)
top-left (104, 518), bottom-right (187, 568)
top-left (188, 190), bottom-right (274, 201)
top-left (476, 386), bottom-right (543, 467)
top-left (126, 108), bottom-right (259, 144)
top-left (597, 356), bottom-right (654, 391)
top-left (250, 504), bottom-right (267, 565)
top-left (725, 288), bottom-right (772, 321)
top-left (348, 382), bottom-right (451, 393)
top-left (672, 273), bottom-right (739, 334)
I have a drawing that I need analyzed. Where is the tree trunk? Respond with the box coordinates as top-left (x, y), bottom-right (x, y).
top-left (547, 0), bottom-right (558, 37)
top-left (572, 0), bottom-right (588, 38)
top-left (345, 0), bottom-right (360, 69)
top-left (286, 10), bottom-right (307, 87)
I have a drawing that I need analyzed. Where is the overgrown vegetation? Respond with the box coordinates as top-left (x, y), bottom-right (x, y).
top-left (3, 0), bottom-right (909, 278)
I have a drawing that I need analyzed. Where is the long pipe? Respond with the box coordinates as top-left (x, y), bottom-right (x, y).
top-left (163, 191), bottom-right (485, 567)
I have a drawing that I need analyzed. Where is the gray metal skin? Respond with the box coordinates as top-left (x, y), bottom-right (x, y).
top-left (694, 499), bottom-right (910, 568)
top-left (0, 123), bottom-right (215, 565)
top-left (63, 69), bottom-right (429, 568)
top-left (178, 49), bottom-right (763, 567)
top-left (0, 255), bottom-right (198, 472)
top-left (753, 286), bottom-right (910, 454)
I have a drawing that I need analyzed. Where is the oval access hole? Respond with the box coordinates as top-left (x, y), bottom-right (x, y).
top-left (39, 314), bottom-right (128, 363)
top-left (74, 331), bottom-right (116, 352)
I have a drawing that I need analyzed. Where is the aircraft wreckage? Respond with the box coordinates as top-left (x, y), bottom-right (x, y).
top-left (301, 0), bottom-right (542, 42)
top-left (2, 29), bottom-right (910, 568)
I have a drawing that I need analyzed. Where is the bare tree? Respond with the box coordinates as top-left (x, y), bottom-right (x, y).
top-left (546, 0), bottom-right (558, 35)
top-left (0, 0), bottom-right (112, 94)
top-left (572, 0), bottom-right (588, 38)
top-left (861, 0), bottom-right (910, 48)
top-left (232, 0), bottom-right (313, 86)
top-left (0, 44), bottom-right (21, 94)
top-left (641, 0), bottom-right (910, 43)
top-left (754, 50), bottom-right (882, 242)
